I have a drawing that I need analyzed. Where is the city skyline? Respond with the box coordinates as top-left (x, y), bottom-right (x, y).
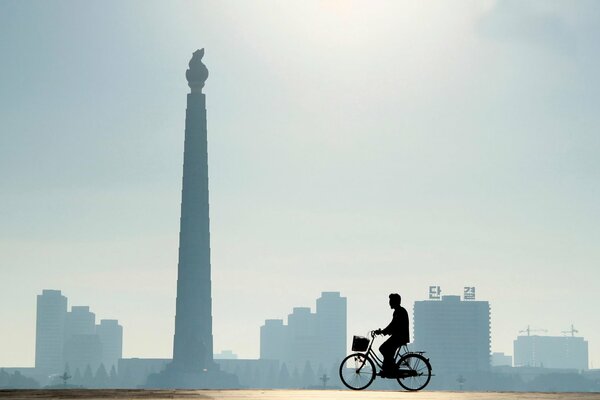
top-left (25, 286), bottom-right (594, 389)
top-left (26, 286), bottom-right (592, 368)
top-left (1, 0), bottom-right (599, 371)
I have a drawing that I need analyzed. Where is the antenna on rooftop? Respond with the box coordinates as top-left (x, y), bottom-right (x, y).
top-left (518, 325), bottom-right (547, 336)
top-left (561, 324), bottom-right (579, 337)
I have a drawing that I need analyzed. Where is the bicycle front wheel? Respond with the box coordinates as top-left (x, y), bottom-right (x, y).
top-left (397, 353), bottom-right (432, 391)
top-left (339, 353), bottom-right (376, 390)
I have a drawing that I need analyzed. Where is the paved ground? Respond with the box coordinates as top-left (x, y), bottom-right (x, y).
top-left (1, 390), bottom-right (600, 400)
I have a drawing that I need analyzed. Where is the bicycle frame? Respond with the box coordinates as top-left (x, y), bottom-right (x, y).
top-left (358, 332), bottom-right (409, 372)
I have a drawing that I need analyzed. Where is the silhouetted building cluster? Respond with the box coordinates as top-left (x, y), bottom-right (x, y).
top-left (34, 290), bottom-right (122, 385)
top-left (260, 292), bottom-right (347, 376)
top-left (2, 285), bottom-right (599, 391)
top-left (409, 286), bottom-right (594, 391)
top-left (514, 334), bottom-right (588, 370)
top-left (98, 292), bottom-right (347, 389)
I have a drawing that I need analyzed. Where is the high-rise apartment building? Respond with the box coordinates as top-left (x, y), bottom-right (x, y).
top-left (64, 306), bottom-right (102, 372)
top-left (287, 307), bottom-right (320, 369)
top-left (260, 319), bottom-right (287, 361)
top-left (514, 335), bottom-right (588, 370)
top-left (413, 294), bottom-right (490, 384)
top-left (96, 319), bottom-right (123, 371)
top-left (260, 292), bottom-right (347, 371)
top-left (491, 352), bottom-right (512, 367)
top-left (316, 292), bottom-right (347, 369)
top-left (34, 290), bottom-right (123, 375)
top-left (65, 306), bottom-right (96, 337)
top-left (63, 334), bottom-right (103, 373)
top-left (35, 290), bottom-right (68, 373)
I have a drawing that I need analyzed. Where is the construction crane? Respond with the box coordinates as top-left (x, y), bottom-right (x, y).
top-left (561, 324), bottom-right (579, 337)
top-left (519, 325), bottom-right (548, 336)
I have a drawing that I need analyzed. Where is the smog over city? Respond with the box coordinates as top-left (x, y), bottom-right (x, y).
top-left (0, 0), bottom-right (599, 397)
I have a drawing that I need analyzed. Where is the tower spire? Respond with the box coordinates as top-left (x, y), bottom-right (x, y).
top-left (186, 48), bottom-right (209, 93)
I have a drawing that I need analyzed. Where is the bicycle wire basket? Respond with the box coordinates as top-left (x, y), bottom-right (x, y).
top-left (352, 335), bottom-right (370, 352)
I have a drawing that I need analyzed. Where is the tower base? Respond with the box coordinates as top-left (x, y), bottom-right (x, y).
top-left (145, 362), bottom-right (240, 389)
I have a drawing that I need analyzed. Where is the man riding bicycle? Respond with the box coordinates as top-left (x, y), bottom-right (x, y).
top-left (374, 293), bottom-right (409, 377)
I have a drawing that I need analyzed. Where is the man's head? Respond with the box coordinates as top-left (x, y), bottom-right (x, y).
top-left (389, 293), bottom-right (401, 309)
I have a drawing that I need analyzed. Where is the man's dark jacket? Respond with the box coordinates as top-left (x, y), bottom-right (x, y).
top-left (381, 306), bottom-right (410, 343)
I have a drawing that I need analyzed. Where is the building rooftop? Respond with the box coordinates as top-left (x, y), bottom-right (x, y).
top-left (263, 319), bottom-right (284, 326)
top-left (70, 306), bottom-right (91, 312)
top-left (291, 307), bottom-right (311, 315)
top-left (40, 289), bottom-right (63, 296)
top-left (99, 319), bottom-right (119, 326)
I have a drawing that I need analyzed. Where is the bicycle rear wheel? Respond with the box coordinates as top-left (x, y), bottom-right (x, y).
top-left (339, 353), bottom-right (376, 390)
top-left (397, 353), bottom-right (432, 391)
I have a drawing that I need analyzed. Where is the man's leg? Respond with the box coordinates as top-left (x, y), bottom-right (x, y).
top-left (379, 337), bottom-right (397, 374)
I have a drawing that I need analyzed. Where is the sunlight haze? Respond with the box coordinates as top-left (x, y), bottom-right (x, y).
top-left (0, 0), bottom-right (598, 371)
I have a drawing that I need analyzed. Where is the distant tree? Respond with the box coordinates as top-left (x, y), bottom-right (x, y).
top-left (109, 365), bottom-right (118, 388)
top-left (233, 365), bottom-right (243, 386)
top-left (94, 364), bottom-right (109, 388)
top-left (291, 366), bottom-right (300, 388)
top-left (15, 371), bottom-right (40, 388)
top-left (72, 368), bottom-right (82, 385)
top-left (264, 363), bottom-right (278, 388)
top-left (0, 369), bottom-right (10, 387)
top-left (252, 365), bottom-right (261, 389)
top-left (0, 371), bottom-right (40, 389)
top-left (301, 361), bottom-right (316, 388)
top-left (328, 363), bottom-right (340, 387)
top-left (120, 365), bottom-right (133, 388)
top-left (144, 367), bottom-right (151, 385)
top-left (82, 364), bottom-right (93, 387)
top-left (277, 363), bottom-right (290, 388)
top-left (527, 373), bottom-right (595, 392)
top-left (243, 364), bottom-right (253, 388)
top-left (316, 363), bottom-right (325, 379)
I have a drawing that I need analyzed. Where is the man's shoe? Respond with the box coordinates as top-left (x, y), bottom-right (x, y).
top-left (383, 369), bottom-right (401, 378)
top-left (378, 369), bottom-right (399, 378)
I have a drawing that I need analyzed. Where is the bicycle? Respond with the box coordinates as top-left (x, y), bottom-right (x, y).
top-left (339, 330), bottom-right (432, 391)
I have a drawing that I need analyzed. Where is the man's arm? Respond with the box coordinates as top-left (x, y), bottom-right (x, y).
top-left (379, 320), bottom-right (394, 336)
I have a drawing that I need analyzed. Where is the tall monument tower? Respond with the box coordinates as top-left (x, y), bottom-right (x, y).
top-left (171, 48), bottom-right (214, 373)
top-left (146, 49), bottom-right (237, 389)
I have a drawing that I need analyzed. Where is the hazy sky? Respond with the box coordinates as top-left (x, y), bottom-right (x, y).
top-left (1, 0), bottom-right (599, 368)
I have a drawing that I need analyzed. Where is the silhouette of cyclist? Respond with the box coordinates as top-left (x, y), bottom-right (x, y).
top-left (374, 293), bottom-right (409, 377)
